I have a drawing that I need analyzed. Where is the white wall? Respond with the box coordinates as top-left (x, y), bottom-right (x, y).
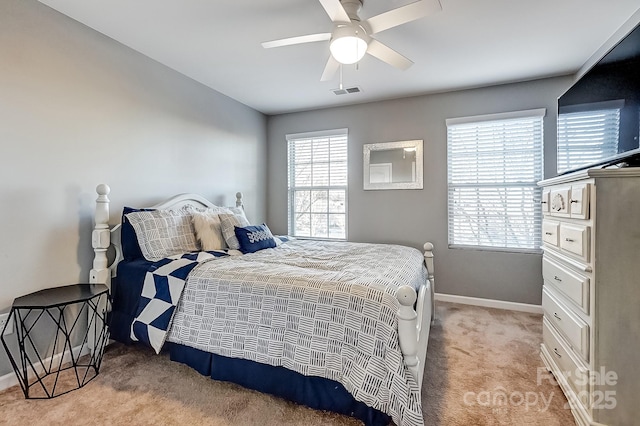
top-left (0, 0), bottom-right (266, 375)
top-left (267, 76), bottom-right (574, 306)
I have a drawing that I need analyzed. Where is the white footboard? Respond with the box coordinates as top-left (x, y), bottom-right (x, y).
top-left (397, 242), bottom-right (435, 389)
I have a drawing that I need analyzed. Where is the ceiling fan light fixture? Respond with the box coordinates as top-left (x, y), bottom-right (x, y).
top-left (330, 25), bottom-right (367, 65)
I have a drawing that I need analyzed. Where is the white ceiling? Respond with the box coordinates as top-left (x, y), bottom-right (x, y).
top-left (38, 0), bottom-right (640, 115)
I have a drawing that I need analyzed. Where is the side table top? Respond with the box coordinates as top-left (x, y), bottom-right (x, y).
top-left (12, 284), bottom-right (109, 309)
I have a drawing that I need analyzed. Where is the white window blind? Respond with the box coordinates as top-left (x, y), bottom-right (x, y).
top-left (287, 129), bottom-right (348, 239)
top-left (557, 108), bottom-right (620, 173)
top-left (446, 109), bottom-right (545, 251)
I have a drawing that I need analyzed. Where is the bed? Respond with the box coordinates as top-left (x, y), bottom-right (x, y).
top-left (89, 184), bottom-right (435, 426)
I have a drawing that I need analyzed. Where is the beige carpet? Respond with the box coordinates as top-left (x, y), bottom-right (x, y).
top-left (0, 302), bottom-right (576, 425)
top-left (422, 302), bottom-right (575, 426)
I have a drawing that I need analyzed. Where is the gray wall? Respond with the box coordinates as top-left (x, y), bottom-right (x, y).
top-left (0, 0), bottom-right (266, 375)
top-left (267, 76), bottom-right (573, 306)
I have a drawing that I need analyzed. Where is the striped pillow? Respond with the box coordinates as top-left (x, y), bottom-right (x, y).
top-left (125, 208), bottom-right (198, 261)
top-left (218, 212), bottom-right (251, 250)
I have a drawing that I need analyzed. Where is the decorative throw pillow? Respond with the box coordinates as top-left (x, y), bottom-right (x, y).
top-left (191, 207), bottom-right (231, 251)
top-left (218, 212), bottom-right (251, 250)
top-left (234, 224), bottom-right (277, 254)
top-left (125, 208), bottom-right (199, 261)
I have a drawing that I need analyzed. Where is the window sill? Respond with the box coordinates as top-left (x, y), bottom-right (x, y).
top-left (292, 236), bottom-right (347, 242)
top-left (448, 244), bottom-right (542, 255)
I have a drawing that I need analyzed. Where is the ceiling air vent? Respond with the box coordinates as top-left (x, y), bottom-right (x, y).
top-left (332, 86), bottom-right (361, 95)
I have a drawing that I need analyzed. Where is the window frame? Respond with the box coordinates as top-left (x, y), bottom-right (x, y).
top-left (446, 109), bottom-right (545, 253)
top-left (287, 129), bottom-right (348, 240)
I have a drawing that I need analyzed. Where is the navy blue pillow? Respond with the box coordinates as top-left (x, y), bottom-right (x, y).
top-left (234, 224), bottom-right (277, 254)
top-left (121, 207), bottom-right (155, 261)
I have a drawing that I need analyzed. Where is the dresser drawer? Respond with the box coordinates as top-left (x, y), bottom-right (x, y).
top-left (559, 223), bottom-right (590, 261)
top-left (542, 318), bottom-right (589, 406)
top-left (543, 287), bottom-right (589, 361)
top-left (569, 183), bottom-right (590, 220)
top-left (542, 257), bottom-right (589, 314)
top-left (541, 189), bottom-right (550, 213)
top-left (542, 220), bottom-right (560, 247)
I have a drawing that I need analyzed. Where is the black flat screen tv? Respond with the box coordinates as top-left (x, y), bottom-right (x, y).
top-left (557, 22), bottom-right (640, 175)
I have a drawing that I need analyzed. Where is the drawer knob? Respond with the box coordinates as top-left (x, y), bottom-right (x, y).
top-left (545, 232), bottom-right (553, 236)
top-left (570, 199), bottom-right (579, 204)
top-left (541, 201), bottom-right (548, 204)
top-left (554, 312), bottom-right (562, 321)
top-left (553, 348), bottom-right (562, 358)
top-left (565, 238), bottom-right (575, 242)
top-left (553, 276), bottom-right (562, 282)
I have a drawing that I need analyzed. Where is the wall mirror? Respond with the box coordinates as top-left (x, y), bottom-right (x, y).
top-left (363, 140), bottom-right (423, 190)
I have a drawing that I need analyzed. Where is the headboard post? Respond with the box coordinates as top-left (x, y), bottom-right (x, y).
top-left (236, 192), bottom-right (243, 208)
top-left (90, 184), bottom-right (111, 288)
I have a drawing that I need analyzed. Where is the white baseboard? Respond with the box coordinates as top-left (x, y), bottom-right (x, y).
top-left (0, 345), bottom-right (91, 392)
top-left (435, 292), bottom-right (543, 314)
top-left (0, 369), bottom-right (16, 392)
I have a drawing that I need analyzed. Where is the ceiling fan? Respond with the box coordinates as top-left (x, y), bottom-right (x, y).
top-left (261, 0), bottom-right (442, 81)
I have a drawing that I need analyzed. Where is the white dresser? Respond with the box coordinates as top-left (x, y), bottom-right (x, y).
top-left (538, 167), bottom-right (640, 426)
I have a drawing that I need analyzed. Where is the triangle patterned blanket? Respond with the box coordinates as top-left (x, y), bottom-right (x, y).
top-left (131, 250), bottom-right (228, 353)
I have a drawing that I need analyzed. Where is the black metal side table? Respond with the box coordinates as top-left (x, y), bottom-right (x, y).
top-left (0, 284), bottom-right (110, 399)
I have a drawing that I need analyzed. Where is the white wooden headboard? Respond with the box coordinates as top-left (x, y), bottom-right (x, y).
top-left (88, 184), bottom-right (243, 288)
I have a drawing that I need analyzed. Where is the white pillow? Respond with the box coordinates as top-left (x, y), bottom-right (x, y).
top-left (191, 208), bottom-right (230, 251)
top-left (218, 212), bottom-right (250, 250)
top-left (125, 208), bottom-right (199, 261)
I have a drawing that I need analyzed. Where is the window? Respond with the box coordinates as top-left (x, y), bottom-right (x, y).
top-left (557, 107), bottom-right (620, 174)
top-left (287, 129), bottom-right (348, 239)
top-left (446, 109), bottom-right (545, 252)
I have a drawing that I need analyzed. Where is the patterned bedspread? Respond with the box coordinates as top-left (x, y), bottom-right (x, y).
top-left (163, 239), bottom-right (428, 426)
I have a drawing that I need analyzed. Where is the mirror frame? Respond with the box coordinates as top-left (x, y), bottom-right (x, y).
top-left (363, 140), bottom-right (424, 190)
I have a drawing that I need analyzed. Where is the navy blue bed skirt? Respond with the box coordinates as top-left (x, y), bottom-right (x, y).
top-left (165, 342), bottom-right (390, 426)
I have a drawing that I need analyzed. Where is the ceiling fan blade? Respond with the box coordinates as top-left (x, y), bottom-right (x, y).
top-left (321, 56), bottom-right (340, 81)
top-left (318, 0), bottom-right (351, 23)
top-left (262, 33), bottom-right (331, 49)
top-left (366, 39), bottom-right (413, 70)
top-left (364, 0), bottom-right (442, 35)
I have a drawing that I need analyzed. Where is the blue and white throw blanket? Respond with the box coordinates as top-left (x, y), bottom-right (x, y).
top-left (130, 238), bottom-right (294, 351)
top-left (131, 250), bottom-right (228, 352)
top-left (131, 240), bottom-right (427, 426)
